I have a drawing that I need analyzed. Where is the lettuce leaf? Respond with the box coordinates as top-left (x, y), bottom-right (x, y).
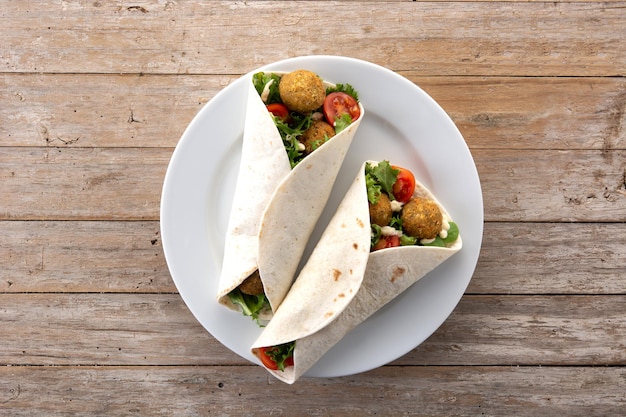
top-left (334, 113), bottom-right (353, 134)
top-left (265, 342), bottom-right (295, 372)
top-left (252, 72), bottom-right (281, 104)
top-left (422, 222), bottom-right (460, 247)
top-left (326, 83), bottom-right (359, 102)
top-left (370, 224), bottom-right (382, 248)
top-left (273, 112), bottom-right (313, 168)
top-left (227, 288), bottom-right (270, 326)
top-left (365, 161), bottom-right (399, 204)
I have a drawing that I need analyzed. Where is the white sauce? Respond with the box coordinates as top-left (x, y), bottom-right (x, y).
top-left (260, 79), bottom-right (274, 102)
top-left (380, 226), bottom-right (400, 237)
top-left (439, 217), bottom-right (451, 239)
top-left (420, 237), bottom-right (436, 245)
top-left (296, 142), bottom-right (306, 152)
top-left (311, 111), bottom-right (324, 121)
top-left (390, 200), bottom-right (404, 212)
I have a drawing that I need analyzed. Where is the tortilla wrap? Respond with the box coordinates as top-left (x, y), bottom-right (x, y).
top-left (251, 161), bottom-right (462, 383)
top-left (217, 72), bottom-right (364, 319)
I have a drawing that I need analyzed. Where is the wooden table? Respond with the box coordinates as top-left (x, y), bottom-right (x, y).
top-left (1, 1), bottom-right (625, 415)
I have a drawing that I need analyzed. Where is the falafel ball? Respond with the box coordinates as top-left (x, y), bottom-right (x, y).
top-left (279, 70), bottom-right (326, 113)
top-left (238, 270), bottom-right (264, 296)
top-left (401, 197), bottom-right (443, 239)
top-left (369, 193), bottom-right (393, 227)
top-left (298, 120), bottom-right (335, 154)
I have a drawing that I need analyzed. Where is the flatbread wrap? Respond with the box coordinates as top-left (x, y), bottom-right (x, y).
top-left (217, 69), bottom-right (364, 325)
top-left (251, 160), bottom-right (462, 383)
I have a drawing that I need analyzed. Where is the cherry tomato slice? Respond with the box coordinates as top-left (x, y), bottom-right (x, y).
top-left (266, 103), bottom-right (290, 122)
top-left (392, 166), bottom-right (416, 204)
top-left (284, 356), bottom-right (295, 368)
top-left (258, 347), bottom-right (294, 370)
top-left (372, 235), bottom-right (401, 252)
top-left (258, 347), bottom-right (279, 370)
top-left (323, 92), bottom-right (360, 126)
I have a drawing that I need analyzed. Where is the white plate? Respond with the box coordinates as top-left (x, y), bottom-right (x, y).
top-left (160, 56), bottom-right (483, 378)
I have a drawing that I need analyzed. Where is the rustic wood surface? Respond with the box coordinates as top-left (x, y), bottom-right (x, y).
top-left (1, 1), bottom-right (625, 416)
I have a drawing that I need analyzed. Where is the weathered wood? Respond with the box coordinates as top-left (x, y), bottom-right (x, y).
top-left (2, 0), bottom-right (625, 412)
top-left (2, 2), bottom-right (624, 76)
top-left (469, 222), bottom-right (626, 294)
top-left (0, 293), bottom-right (240, 366)
top-left (0, 294), bottom-right (623, 366)
top-left (420, 76), bottom-right (626, 151)
top-left (2, 74), bottom-right (624, 150)
top-left (1, 221), bottom-right (625, 294)
top-left (476, 149), bottom-right (626, 222)
top-left (401, 295), bottom-right (626, 366)
top-left (0, 73), bottom-right (235, 148)
top-left (0, 147), bottom-right (169, 221)
top-left (0, 221), bottom-right (172, 293)
top-left (1, 147), bottom-right (624, 221)
top-left (0, 365), bottom-right (623, 416)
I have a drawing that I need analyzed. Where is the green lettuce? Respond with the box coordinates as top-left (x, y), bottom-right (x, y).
top-left (227, 288), bottom-right (270, 326)
top-left (265, 342), bottom-right (295, 372)
top-left (365, 161), bottom-right (399, 204)
top-left (252, 72), bottom-right (281, 104)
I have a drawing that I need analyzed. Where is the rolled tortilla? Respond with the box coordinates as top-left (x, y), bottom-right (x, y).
top-left (251, 161), bottom-right (462, 383)
top-left (217, 72), bottom-right (364, 320)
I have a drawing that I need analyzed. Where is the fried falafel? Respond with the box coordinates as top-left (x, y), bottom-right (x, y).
top-left (279, 70), bottom-right (326, 113)
top-left (298, 120), bottom-right (335, 154)
top-left (401, 197), bottom-right (443, 239)
top-left (238, 270), bottom-right (264, 295)
top-left (369, 193), bottom-right (393, 227)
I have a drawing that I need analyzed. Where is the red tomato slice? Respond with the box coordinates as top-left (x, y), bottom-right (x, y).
top-left (284, 356), bottom-right (294, 368)
top-left (258, 347), bottom-right (279, 370)
top-left (258, 347), bottom-right (294, 370)
top-left (372, 235), bottom-right (401, 252)
top-left (392, 166), bottom-right (416, 204)
top-left (266, 103), bottom-right (290, 122)
top-left (323, 92), bottom-right (360, 126)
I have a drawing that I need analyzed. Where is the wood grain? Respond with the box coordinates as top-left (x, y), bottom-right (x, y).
top-left (402, 295), bottom-right (626, 366)
top-left (2, 74), bottom-right (624, 149)
top-left (1, 0), bottom-right (625, 412)
top-left (0, 365), bottom-right (623, 416)
top-left (476, 149), bottom-right (626, 222)
top-left (1, 221), bottom-right (624, 294)
top-left (1, 294), bottom-right (623, 366)
top-left (2, 2), bottom-right (624, 76)
top-left (0, 73), bottom-right (234, 148)
top-left (422, 76), bottom-right (626, 151)
top-left (0, 221), bottom-right (171, 293)
top-left (0, 147), bottom-right (169, 220)
top-left (469, 222), bottom-right (626, 294)
top-left (1, 148), bottom-right (624, 221)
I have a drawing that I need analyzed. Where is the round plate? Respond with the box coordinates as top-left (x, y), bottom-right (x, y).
top-left (160, 55), bottom-right (483, 378)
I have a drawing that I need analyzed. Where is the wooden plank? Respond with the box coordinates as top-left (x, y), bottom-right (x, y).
top-left (475, 149), bottom-right (626, 222)
top-left (0, 293), bottom-right (242, 366)
top-left (1, 221), bottom-right (624, 294)
top-left (0, 73), bottom-right (236, 148)
top-left (469, 222), bottom-right (626, 294)
top-left (2, 2), bottom-right (624, 76)
top-left (0, 365), bottom-right (623, 416)
top-left (2, 74), bottom-right (624, 150)
top-left (0, 221), bottom-right (173, 293)
top-left (2, 148), bottom-right (624, 221)
top-left (1, 294), bottom-right (624, 366)
top-left (401, 294), bottom-right (626, 366)
top-left (0, 147), bottom-right (169, 221)
top-left (419, 76), bottom-right (626, 151)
